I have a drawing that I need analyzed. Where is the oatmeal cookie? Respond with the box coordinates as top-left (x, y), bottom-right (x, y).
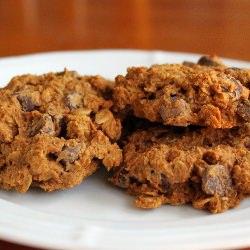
top-left (0, 70), bottom-right (122, 192)
top-left (113, 55), bottom-right (250, 128)
top-left (109, 124), bottom-right (250, 213)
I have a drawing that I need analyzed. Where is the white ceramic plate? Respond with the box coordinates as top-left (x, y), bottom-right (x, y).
top-left (0, 50), bottom-right (250, 250)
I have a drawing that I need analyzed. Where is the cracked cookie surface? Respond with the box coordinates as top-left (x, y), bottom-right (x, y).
top-left (0, 70), bottom-right (122, 192)
top-left (109, 123), bottom-right (250, 213)
top-left (113, 55), bottom-right (250, 128)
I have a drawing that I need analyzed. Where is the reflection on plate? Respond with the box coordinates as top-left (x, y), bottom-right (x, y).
top-left (0, 50), bottom-right (250, 250)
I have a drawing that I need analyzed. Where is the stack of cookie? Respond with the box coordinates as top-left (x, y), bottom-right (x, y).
top-left (109, 55), bottom-right (250, 213)
top-left (1, 55), bottom-right (250, 214)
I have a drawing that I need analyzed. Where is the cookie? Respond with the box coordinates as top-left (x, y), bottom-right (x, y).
top-left (0, 70), bottom-right (122, 192)
top-left (113, 55), bottom-right (250, 128)
top-left (109, 124), bottom-right (250, 213)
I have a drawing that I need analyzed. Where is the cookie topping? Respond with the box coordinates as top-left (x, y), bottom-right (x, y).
top-left (159, 97), bottom-right (192, 126)
top-left (28, 114), bottom-right (55, 137)
top-left (16, 92), bottom-right (38, 112)
top-left (202, 164), bottom-right (231, 196)
top-left (197, 55), bottom-right (222, 67)
top-left (57, 144), bottom-right (82, 169)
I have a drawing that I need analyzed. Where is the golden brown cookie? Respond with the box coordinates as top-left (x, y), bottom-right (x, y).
top-left (113, 55), bottom-right (250, 128)
top-left (0, 70), bottom-right (122, 192)
top-left (109, 124), bottom-right (250, 213)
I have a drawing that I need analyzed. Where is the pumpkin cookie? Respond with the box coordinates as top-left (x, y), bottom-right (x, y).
top-left (0, 70), bottom-right (122, 192)
top-left (109, 124), bottom-right (250, 213)
top-left (113, 55), bottom-right (250, 128)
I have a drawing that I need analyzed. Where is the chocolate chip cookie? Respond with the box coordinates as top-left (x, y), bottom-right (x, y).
top-left (109, 124), bottom-right (250, 213)
top-left (0, 70), bottom-right (122, 192)
top-left (113, 55), bottom-right (250, 128)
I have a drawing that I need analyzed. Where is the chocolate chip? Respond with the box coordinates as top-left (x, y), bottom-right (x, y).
top-left (58, 117), bottom-right (67, 137)
top-left (197, 56), bottom-right (219, 67)
top-left (160, 174), bottom-right (170, 190)
top-left (29, 114), bottom-right (55, 137)
top-left (65, 93), bottom-right (82, 110)
top-left (160, 97), bottom-right (191, 121)
top-left (51, 114), bottom-right (67, 138)
top-left (237, 101), bottom-right (250, 122)
top-left (16, 94), bottom-right (38, 112)
top-left (202, 164), bottom-right (232, 196)
top-left (219, 75), bottom-right (243, 99)
top-left (57, 144), bottom-right (81, 169)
